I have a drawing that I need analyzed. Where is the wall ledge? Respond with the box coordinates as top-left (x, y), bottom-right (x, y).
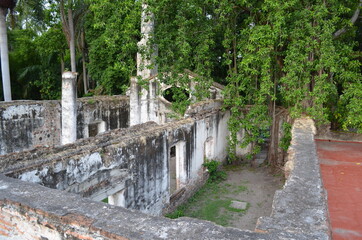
top-left (256, 118), bottom-right (331, 240)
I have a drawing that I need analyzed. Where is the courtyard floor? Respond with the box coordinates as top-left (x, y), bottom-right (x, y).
top-left (167, 165), bottom-right (284, 230)
top-left (316, 139), bottom-right (362, 240)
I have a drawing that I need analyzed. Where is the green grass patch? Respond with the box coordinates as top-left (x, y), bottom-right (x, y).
top-left (165, 209), bottom-right (185, 219)
top-left (165, 166), bottom-right (250, 227)
top-left (233, 185), bottom-right (248, 193)
top-left (179, 199), bottom-right (249, 226)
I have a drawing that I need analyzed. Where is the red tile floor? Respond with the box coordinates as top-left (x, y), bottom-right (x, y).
top-left (316, 140), bottom-right (362, 240)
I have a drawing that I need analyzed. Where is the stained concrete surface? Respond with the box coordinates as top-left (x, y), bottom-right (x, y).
top-left (316, 140), bottom-right (362, 240)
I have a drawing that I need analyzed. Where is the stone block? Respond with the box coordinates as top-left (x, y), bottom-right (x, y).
top-left (230, 200), bottom-right (248, 210)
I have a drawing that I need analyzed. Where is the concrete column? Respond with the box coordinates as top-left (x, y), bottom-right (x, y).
top-left (130, 77), bottom-right (141, 126)
top-left (137, 3), bottom-right (157, 78)
top-left (0, 8), bottom-right (12, 101)
top-left (61, 72), bottom-right (77, 145)
top-left (130, 3), bottom-right (159, 125)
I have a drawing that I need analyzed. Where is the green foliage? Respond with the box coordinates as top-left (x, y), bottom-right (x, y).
top-left (165, 209), bottom-right (185, 219)
top-left (148, 0), bottom-right (218, 111)
top-left (279, 122), bottom-right (292, 151)
top-left (222, 0), bottom-right (362, 163)
top-left (8, 29), bottom-right (41, 99)
top-left (203, 160), bottom-right (227, 182)
top-left (86, 0), bottom-right (141, 95)
top-left (4, 0), bottom-right (361, 142)
top-left (338, 81), bottom-right (362, 132)
top-left (148, 0), bottom-right (362, 164)
top-left (163, 87), bottom-right (191, 114)
top-left (33, 25), bottom-right (67, 100)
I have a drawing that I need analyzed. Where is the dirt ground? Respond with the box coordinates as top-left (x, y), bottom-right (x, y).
top-left (222, 165), bottom-right (284, 230)
top-left (177, 165), bottom-right (285, 231)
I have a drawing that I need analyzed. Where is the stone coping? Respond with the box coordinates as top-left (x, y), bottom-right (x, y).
top-left (0, 95), bottom-right (129, 107)
top-left (0, 174), bottom-right (320, 240)
top-left (256, 118), bottom-right (331, 239)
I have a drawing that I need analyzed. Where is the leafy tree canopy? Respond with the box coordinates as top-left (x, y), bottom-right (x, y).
top-left (2, 0), bottom-right (361, 161)
top-left (148, 0), bottom-right (362, 162)
top-left (85, 0), bottom-right (141, 95)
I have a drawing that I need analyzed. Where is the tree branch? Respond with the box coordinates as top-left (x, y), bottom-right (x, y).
top-left (333, 0), bottom-right (362, 39)
top-left (60, 0), bottom-right (70, 43)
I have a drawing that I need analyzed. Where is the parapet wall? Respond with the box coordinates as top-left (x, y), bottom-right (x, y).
top-left (256, 118), bottom-right (331, 239)
top-left (0, 96), bottom-right (129, 155)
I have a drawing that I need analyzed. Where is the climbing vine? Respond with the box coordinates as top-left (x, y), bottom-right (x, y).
top-left (147, 0), bottom-right (362, 165)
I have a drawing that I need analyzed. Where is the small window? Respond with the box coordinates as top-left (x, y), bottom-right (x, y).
top-left (88, 121), bottom-right (106, 137)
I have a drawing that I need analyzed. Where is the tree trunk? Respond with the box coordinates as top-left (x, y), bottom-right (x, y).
top-left (0, 7), bottom-right (11, 101)
top-left (61, 54), bottom-right (65, 73)
top-left (81, 30), bottom-right (87, 94)
top-left (68, 8), bottom-right (76, 72)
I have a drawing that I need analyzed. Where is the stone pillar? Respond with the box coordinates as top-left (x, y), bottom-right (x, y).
top-left (61, 72), bottom-right (77, 145)
top-left (0, 8), bottom-right (12, 101)
top-left (129, 3), bottom-right (159, 126)
top-left (137, 3), bottom-right (157, 78)
top-left (130, 77), bottom-right (141, 126)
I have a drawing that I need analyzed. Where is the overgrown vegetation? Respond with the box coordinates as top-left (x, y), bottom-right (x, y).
top-left (148, 0), bottom-right (362, 165)
top-left (203, 160), bottom-right (227, 182)
top-left (1, 1), bottom-right (361, 163)
top-left (279, 122), bottom-right (292, 151)
top-left (167, 161), bottom-right (250, 226)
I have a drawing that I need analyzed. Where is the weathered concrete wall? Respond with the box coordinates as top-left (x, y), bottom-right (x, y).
top-left (76, 96), bottom-right (129, 139)
top-left (0, 101), bottom-right (60, 156)
top-left (1, 100), bottom-right (230, 216)
top-left (0, 117), bottom-right (331, 239)
top-left (1, 174), bottom-right (309, 240)
top-left (0, 96), bottom-right (129, 155)
top-left (256, 118), bottom-right (331, 239)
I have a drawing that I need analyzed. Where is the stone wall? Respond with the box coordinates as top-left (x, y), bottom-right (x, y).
top-left (0, 174), bottom-right (286, 240)
top-left (256, 118), bottom-right (331, 239)
top-left (1, 100), bottom-right (230, 216)
top-left (0, 96), bottom-right (129, 155)
top-left (0, 117), bottom-right (331, 239)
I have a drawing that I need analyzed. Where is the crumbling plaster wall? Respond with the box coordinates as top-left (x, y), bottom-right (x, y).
top-left (0, 117), bottom-right (331, 240)
top-left (0, 174), bottom-right (305, 240)
top-left (1, 100), bottom-right (230, 216)
top-left (0, 96), bottom-right (129, 155)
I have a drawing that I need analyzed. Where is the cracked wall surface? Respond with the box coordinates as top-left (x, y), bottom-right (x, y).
top-left (0, 115), bottom-right (331, 239)
top-left (1, 100), bottom-right (230, 216)
top-left (0, 96), bottom-right (129, 155)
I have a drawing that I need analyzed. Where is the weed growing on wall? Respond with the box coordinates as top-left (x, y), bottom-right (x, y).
top-left (203, 160), bottom-right (227, 182)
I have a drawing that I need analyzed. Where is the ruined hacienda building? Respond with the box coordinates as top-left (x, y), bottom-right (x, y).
top-left (0, 4), bottom-right (333, 240)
